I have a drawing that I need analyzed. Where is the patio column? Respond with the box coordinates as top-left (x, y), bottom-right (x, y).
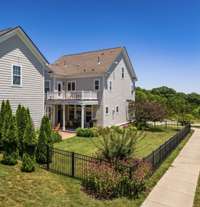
top-left (52, 105), bottom-right (55, 127)
top-left (81, 105), bottom-right (85, 128)
top-left (63, 104), bottom-right (66, 131)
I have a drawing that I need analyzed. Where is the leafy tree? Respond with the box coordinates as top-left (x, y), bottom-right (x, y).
top-left (36, 116), bottom-right (52, 164)
top-left (0, 100), bottom-right (6, 147)
top-left (16, 105), bottom-right (28, 157)
top-left (21, 112), bottom-right (37, 172)
top-left (134, 100), bottom-right (167, 128)
top-left (1, 113), bottom-right (18, 165)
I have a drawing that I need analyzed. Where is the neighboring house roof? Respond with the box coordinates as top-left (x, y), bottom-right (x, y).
top-left (49, 47), bottom-right (137, 80)
top-left (0, 28), bottom-right (13, 36)
top-left (0, 26), bottom-right (49, 65)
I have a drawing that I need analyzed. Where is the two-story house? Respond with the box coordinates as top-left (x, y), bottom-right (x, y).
top-left (0, 26), bottom-right (48, 128)
top-left (45, 47), bottom-right (137, 130)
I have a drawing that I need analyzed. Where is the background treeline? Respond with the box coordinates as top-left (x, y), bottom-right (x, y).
top-left (136, 86), bottom-right (200, 123)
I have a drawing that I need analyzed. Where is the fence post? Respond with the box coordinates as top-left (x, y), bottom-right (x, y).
top-left (46, 145), bottom-right (50, 170)
top-left (129, 166), bottom-right (133, 179)
top-left (71, 152), bottom-right (75, 177)
top-left (152, 150), bottom-right (155, 168)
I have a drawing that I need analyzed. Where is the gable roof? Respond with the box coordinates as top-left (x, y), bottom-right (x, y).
top-left (0, 28), bottom-right (13, 36)
top-left (0, 26), bottom-right (49, 65)
top-left (49, 47), bottom-right (125, 77)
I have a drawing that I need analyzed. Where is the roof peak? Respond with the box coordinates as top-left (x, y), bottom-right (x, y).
top-left (60, 46), bottom-right (123, 58)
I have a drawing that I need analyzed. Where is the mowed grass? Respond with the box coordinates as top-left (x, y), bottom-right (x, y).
top-left (55, 126), bottom-right (180, 158)
top-left (193, 173), bottom-right (200, 207)
top-left (0, 130), bottom-right (193, 207)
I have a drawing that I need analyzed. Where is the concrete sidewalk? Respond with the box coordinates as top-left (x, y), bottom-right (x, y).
top-left (141, 128), bottom-right (200, 207)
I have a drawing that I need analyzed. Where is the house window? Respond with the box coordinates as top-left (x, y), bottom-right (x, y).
top-left (94, 79), bottom-right (100, 90)
top-left (105, 107), bottom-right (109, 115)
top-left (122, 67), bottom-right (124, 78)
top-left (67, 81), bottom-right (76, 91)
top-left (109, 81), bottom-right (112, 90)
top-left (116, 106), bottom-right (119, 113)
top-left (45, 80), bottom-right (50, 93)
top-left (12, 65), bottom-right (22, 86)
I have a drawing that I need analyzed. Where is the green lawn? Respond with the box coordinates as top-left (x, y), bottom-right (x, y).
top-left (0, 130), bottom-right (193, 207)
top-left (55, 126), bottom-right (180, 158)
top-left (193, 173), bottom-right (200, 207)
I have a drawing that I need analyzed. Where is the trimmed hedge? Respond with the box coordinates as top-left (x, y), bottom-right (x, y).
top-left (76, 128), bottom-right (95, 137)
top-left (51, 131), bottom-right (62, 143)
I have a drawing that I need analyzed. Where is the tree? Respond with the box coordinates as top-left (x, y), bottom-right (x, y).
top-left (21, 112), bottom-right (37, 172)
top-left (1, 113), bottom-right (18, 165)
top-left (0, 100), bottom-right (6, 147)
top-left (134, 100), bottom-right (166, 128)
top-left (16, 105), bottom-right (28, 157)
top-left (36, 116), bottom-right (52, 164)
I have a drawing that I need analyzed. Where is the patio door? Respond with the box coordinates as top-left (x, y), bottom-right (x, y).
top-left (57, 81), bottom-right (62, 96)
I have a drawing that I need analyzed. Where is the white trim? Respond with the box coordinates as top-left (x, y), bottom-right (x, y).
top-left (94, 79), bottom-right (100, 91)
top-left (66, 80), bottom-right (76, 91)
top-left (52, 73), bottom-right (104, 79)
top-left (11, 64), bottom-right (22, 87)
top-left (0, 28), bottom-right (48, 66)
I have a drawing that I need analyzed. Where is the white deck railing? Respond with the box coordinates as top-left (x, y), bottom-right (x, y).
top-left (46, 90), bottom-right (98, 100)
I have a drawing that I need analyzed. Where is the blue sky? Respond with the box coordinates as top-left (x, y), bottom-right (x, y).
top-left (0, 0), bottom-right (199, 93)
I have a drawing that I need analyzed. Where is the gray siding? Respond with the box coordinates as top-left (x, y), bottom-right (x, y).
top-left (102, 57), bottom-right (135, 127)
top-left (0, 35), bottom-right (45, 128)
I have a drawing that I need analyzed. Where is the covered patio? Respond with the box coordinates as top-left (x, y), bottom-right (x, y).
top-left (46, 103), bottom-right (98, 131)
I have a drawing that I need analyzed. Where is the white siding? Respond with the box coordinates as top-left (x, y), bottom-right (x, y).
top-left (103, 57), bottom-right (135, 127)
top-left (0, 35), bottom-right (45, 128)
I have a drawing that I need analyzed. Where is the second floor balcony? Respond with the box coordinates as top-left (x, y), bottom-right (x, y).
top-left (46, 90), bottom-right (98, 101)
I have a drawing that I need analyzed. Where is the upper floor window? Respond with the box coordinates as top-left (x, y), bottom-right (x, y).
top-left (67, 81), bottom-right (76, 91)
top-left (12, 65), bottom-right (22, 86)
top-left (45, 80), bottom-right (50, 93)
top-left (116, 106), bottom-right (119, 113)
top-left (109, 81), bottom-right (112, 90)
top-left (105, 106), bottom-right (109, 115)
top-left (94, 79), bottom-right (100, 91)
top-left (122, 67), bottom-right (124, 78)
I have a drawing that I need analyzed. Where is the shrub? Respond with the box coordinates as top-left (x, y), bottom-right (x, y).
top-left (1, 108), bottom-right (18, 166)
top-left (82, 160), bottom-right (151, 199)
top-left (36, 116), bottom-right (52, 164)
top-left (16, 105), bottom-right (28, 157)
top-left (82, 162), bottom-right (121, 199)
top-left (0, 100), bottom-right (6, 148)
top-left (21, 112), bottom-right (37, 172)
top-left (110, 125), bottom-right (123, 134)
top-left (76, 128), bottom-right (95, 137)
top-left (51, 131), bottom-right (62, 143)
top-left (97, 127), bottom-right (141, 161)
top-left (21, 152), bottom-right (35, 172)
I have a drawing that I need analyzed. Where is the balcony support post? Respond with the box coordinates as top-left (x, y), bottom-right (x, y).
top-left (63, 104), bottom-right (66, 131)
top-left (81, 104), bottom-right (85, 128)
top-left (52, 105), bottom-right (55, 128)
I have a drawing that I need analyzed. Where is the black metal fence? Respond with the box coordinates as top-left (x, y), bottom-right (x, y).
top-left (45, 147), bottom-right (132, 179)
top-left (143, 124), bottom-right (191, 169)
top-left (44, 124), bottom-right (191, 180)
